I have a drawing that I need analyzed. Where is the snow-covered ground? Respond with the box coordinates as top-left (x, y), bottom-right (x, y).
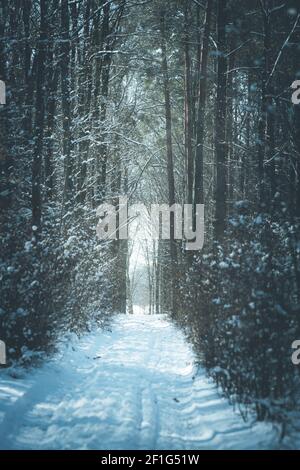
top-left (0, 314), bottom-right (279, 450)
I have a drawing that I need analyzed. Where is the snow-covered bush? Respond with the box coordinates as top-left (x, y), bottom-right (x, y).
top-left (0, 202), bottom-right (112, 364)
top-left (180, 203), bottom-right (300, 427)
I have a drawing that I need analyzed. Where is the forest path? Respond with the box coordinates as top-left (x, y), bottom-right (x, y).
top-left (0, 314), bottom-right (276, 450)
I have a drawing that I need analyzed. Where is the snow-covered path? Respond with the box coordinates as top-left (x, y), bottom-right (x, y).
top-left (0, 314), bottom-right (277, 450)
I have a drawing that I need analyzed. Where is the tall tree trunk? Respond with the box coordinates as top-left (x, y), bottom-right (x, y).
top-left (45, 0), bottom-right (59, 200)
top-left (214, 0), bottom-right (227, 240)
top-left (263, 2), bottom-right (276, 200)
top-left (240, 74), bottom-right (251, 196)
top-left (226, 46), bottom-right (236, 204)
top-left (61, 0), bottom-right (73, 205)
top-left (111, 146), bottom-right (127, 313)
top-left (194, 0), bottom-right (212, 212)
top-left (98, 1), bottom-right (111, 204)
top-left (159, 8), bottom-right (177, 315)
top-left (32, 0), bottom-right (47, 234)
top-left (77, 0), bottom-right (92, 205)
top-left (22, 0), bottom-right (33, 137)
top-left (184, 2), bottom-right (193, 206)
top-left (257, 1), bottom-right (271, 204)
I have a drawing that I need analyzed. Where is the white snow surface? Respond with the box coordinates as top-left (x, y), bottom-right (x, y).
top-left (0, 314), bottom-right (278, 450)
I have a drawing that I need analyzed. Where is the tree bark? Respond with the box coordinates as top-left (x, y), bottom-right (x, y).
top-left (98, 1), bottom-right (111, 204)
top-left (194, 0), bottom-right (212, 212)
top-left (32, 0), bottom-right (47, 234)
top-left (184, 2), bottom-right (193, 206)
top-left (45, 0), bottom-right (59, 200)
top-left (159, 8), bottom-right (177, 315)
top-left (214, 0), bottom-right (227, 240)
top-left (61, 0), bottom-right (73, 204)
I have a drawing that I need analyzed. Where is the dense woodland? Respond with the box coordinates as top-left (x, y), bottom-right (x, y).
top-left (1, 0), bottom-right (300, 432)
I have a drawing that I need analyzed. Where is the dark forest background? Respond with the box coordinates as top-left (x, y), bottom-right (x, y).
top-left (1, 0), bottom-right (300, 434)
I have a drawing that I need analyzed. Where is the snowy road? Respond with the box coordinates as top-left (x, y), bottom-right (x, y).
top-left (0, 314), bottom-right (277, 450)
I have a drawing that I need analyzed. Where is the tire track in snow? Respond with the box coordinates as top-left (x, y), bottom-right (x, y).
top-left (0, 314), bottom-right (278, 449)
